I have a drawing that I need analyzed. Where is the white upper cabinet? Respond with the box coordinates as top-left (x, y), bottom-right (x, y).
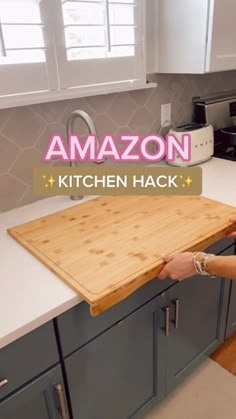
top-left (156, 0), bottom-right (236, 74)
top-left (207, 0), bottom-right (236, 72)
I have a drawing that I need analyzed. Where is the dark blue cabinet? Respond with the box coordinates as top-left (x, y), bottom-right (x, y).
top-left (225, 281), bottom-right (236, 338)
top-left (0, 366), bottom-right (68, 419)
top-left (165, 246), bottom-right (233, 393)
top-left (61, 241), bottom-right (235, 418)
top-left (165, 276), bottom-right (227, 392)
top-left (225, 242), bottom-right (236, 339)
top-left (56, 278), bottom-right (174, 357)
top-left (0, 322), bottom-right (59, 401)
top-left (1, 239), bottom-right (234, 419)
top-left (64, 296), bottom-right (166, 419)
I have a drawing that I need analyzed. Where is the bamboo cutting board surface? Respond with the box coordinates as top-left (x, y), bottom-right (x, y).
top-left (8, 196), bottom-right (236, 315)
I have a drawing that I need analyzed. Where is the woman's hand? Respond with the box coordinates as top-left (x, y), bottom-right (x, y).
top-left (158, 217), bottom-right (236, 282)
top-left (228, 217), bottom-right (236, 238)
top-left (158, 252), bottom-right (196, 281)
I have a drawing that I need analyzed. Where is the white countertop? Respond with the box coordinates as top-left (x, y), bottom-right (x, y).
top-left (0, 157), bottom-right (235, 349)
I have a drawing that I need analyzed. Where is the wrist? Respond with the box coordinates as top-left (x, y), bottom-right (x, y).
top-left (207, 255), bottom-right (220, 277)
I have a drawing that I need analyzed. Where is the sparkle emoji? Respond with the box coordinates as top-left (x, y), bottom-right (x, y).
top-left (185, 176), bottom-right (192, 188)
top-left (42, 174), bottom-right (56, 189)
top-left (48, 176), bottom-right (56, 188)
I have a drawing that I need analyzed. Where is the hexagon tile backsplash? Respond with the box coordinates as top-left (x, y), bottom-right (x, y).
top-left (0, 72), bottom-right (236, 212)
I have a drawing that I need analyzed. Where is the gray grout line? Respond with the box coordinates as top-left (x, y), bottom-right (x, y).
top-left (29, 105), bottom-right (51, 125)
top-left (0, 131), bottom-right (23, 152)
top-left (34, 125), bottom-right (48, 150)
top-left (81, 97), bottom-right (99, 115)
top-left (126, 105), bottom-right (140, 127)
top-left (6, 146), bottom-right (44, 181)
top-left (6, 147), bottom-right (26, 173)
top-left (16, 184), bottom-right (31, 208)
top-left (6, 149), bottom-right (23, 173)
top-left (5, 170), bottom-right (29, 187)
top-left (102, 112), bottom-right (122, 130)
top-left (0, 109), bottom-right (13, 134)
top-left (32, 123), bottom-right (48, 147)
top-left (34, 121), bottom-right (68, 152)
top-left (30, 103), bottom-right (68, 125)
top-left (59, 101), bottom-right (71, 125)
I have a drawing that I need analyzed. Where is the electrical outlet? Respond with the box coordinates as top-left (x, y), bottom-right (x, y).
top-left (161, 103), bottom-right (171, 127)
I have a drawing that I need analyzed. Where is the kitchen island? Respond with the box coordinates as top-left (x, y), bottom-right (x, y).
top-left (0, 157), bottom-right (235, 419)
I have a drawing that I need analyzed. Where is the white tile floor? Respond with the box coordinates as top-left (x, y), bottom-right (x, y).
top-left (145, 359), bottom-right (236, 419)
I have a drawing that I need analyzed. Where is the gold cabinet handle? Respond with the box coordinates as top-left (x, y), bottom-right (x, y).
top-left (55, 384), bottom-right (69, 419)
top-left (162, 307), bottom-right (170, 336)
top-left (0, 379), bottom-right (8, 389)
top-left (172, 299), bottom-right (180, 329)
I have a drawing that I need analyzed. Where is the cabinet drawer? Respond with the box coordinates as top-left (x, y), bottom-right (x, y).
top-left (205, 238), bottom-right (235, 255)
top-left (0, 322), bottom-right (59, 401)
top-left (57, 278), bottom-right (174, 357)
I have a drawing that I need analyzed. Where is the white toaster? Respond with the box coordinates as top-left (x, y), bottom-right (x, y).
top-left (167, 123), bottom-right (214, 166)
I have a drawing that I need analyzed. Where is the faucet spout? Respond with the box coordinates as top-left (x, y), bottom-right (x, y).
top-left (66, 110), bottom-right (101, 201)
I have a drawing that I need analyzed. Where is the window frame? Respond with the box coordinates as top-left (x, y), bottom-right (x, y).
top-left (0, 0), bottom-right (155, 109)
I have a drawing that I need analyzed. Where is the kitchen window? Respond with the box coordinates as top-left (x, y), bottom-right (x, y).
top-left (55, 0), bottom-right (145, 88)
top-left (0, 0), bottom-right (58, 96)
top-left (0, 0), bottom-right (150, 108)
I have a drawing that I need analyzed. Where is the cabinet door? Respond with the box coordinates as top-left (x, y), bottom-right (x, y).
top-left (225, 281), bottom-right (236, 339)
top-left (0, 321), bottom-right (59, 401)
top-left (0, 366), bottom-right (68, 419)
top-left (65, 296), bottom-right (166, 419)
top-left (207, 0), bottom-right (236, 71)
top-left (166, 273), bottom-right (229, 393)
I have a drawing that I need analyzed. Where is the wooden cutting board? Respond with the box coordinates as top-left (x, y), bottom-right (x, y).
top-left (8, 196), bottom-right (236, 316)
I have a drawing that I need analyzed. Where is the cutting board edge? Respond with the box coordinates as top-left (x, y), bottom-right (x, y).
top-left (90, 224), bottom-right (234, 316)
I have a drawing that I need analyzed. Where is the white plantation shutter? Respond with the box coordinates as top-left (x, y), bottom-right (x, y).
top-left (0, 0), bottom-right (147, 104)
top-left (54, 0), bottom-right (145, 88)
top-left (0, 0), bottom-right (58, 96)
